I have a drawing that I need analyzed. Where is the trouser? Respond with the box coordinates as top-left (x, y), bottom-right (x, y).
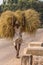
top-left (15, 43), bottom-right (21, 57)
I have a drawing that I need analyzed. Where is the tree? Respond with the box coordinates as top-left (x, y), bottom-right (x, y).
top-left (27, 0), bottom-right (38, 8)
top-left (3, 0), bottom-right (7, 5)
top-left (38, 1), bottom-right (43, 26)
top-left (14, 0), bottom-right (18, 3)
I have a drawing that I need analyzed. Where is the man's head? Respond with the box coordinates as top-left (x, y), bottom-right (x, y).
top-left (15, 21), bottom-right (20, 29)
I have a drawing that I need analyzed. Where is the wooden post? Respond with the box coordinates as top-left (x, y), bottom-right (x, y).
top-left (21, 54), bottom-right (33, 65)
top-left (30, 55), bottom-right (33, 65)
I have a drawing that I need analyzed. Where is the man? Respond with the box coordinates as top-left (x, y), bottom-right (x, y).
top-left (15, 35), bottom-right (23, 58)
top-left (14, 21), bottom-right (23, 58)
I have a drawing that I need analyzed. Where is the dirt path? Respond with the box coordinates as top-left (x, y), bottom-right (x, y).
top-left (0, 29), bottom-right (43, 65)
top-left (4, 57), bottom-right (21, 65)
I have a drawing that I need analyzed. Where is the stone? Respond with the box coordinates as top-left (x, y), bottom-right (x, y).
top-left (21, 54), bottom-right (33, 65)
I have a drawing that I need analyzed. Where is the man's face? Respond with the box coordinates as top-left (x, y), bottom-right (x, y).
top-left (14, 20), bottom-right (20, 29)
top-left (15, 23), bottom-right (20, 29)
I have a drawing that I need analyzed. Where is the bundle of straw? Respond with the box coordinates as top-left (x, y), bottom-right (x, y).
top-left (0, 11), bottom-right (16, 38)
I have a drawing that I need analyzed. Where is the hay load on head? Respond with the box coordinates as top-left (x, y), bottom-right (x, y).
top-left (14, 10), bottom-right (24, 32)
top-left (23, 9), bottom-right (40, 34)
top-left (14, 10), bottom-right (24, 26)
top-left (0, 11), bottom-right (16, 38)
top-left (0, 9), bottom-right (40, 38)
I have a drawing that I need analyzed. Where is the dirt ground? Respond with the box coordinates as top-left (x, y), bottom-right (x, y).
top-left (0, 28), bottom-right (43, 65)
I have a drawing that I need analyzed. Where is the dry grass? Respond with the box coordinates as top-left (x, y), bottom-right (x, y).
top-left (14, 10), bottom-right (24, 25)
top-left (0, 9), bottom-right (40, 38)
top-left (24, 9), bottom-right (40, 34)
top-left (0, 11), bottom-right (16, 38)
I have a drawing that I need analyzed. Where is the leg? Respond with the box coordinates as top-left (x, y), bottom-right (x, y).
top-left (16, 44), bottom-right (20, 58)
top-left (15, 45), bottom-right (17, 50)
top-left (30, 55), bottom-right (33, 65)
